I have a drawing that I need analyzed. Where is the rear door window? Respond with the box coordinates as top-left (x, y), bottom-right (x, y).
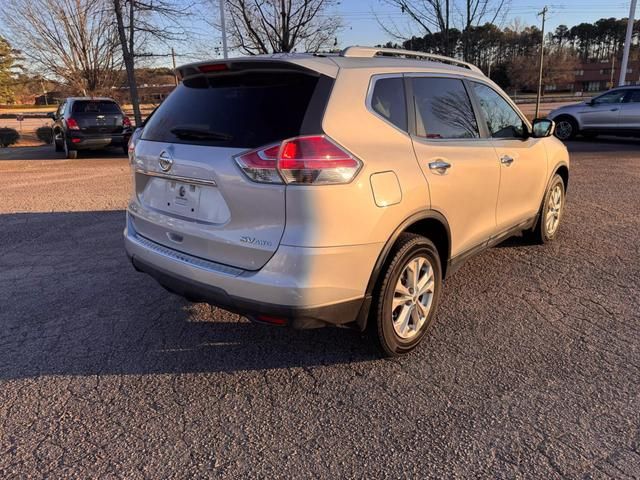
top-left (411, 77), bottom-right (479, 139)
top-left (72, 101), bottom-right (122, 114)
top-left (625, 89), bottom-right (640, 103)
top-left (370, 77), bottom-right (408, 131)
top-left (142, 71), bottom-right (328, 148)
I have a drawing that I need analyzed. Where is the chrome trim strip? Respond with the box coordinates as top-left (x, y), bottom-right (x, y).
top-left (129, 230), bottom-right (243, 277)
top-left (135, 168), bottom-right (218, 187)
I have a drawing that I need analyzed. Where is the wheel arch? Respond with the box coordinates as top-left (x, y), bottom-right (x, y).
top-left (355, 210), bottom-right (451, 331)
top-left (551, 163), bottom-right (569, 193)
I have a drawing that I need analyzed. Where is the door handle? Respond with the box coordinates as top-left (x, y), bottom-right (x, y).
top-left (500, 155), bottom-right (514, 166)
top-left (428, 160), bottom-right (451, 175)
top-left (611, 108), bottom-right (619, 112)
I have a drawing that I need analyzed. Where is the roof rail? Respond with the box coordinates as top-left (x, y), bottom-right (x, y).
top-left (340, 46), bottom-right (484, 75)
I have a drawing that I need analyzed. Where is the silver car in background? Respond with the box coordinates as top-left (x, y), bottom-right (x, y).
top-left (548, 86), bottom-right (640, 140)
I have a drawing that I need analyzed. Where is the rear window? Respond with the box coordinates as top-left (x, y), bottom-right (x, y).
top-left (142, 71), bottom-right (328, 148)
top-left (72, 101), bottom-right (121, 114)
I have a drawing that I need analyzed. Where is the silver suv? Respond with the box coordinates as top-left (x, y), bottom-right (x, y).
top-left (124, 47), bottom-right (570, 356)
top-left (548, 86), bottom-right (640, 140)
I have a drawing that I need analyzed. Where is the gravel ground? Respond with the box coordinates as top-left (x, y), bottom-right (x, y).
top-left (0, 139), bottom-right (639, 478)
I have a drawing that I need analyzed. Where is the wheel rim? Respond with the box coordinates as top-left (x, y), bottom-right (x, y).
top-left (391, 256), bottom-right (435, 340)
top-left (555, 121), bottom-right (572, 140)
top-left (545, 184), bottom-right (563, 236)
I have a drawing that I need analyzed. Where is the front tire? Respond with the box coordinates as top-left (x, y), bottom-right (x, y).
top-left (528, 174), bottom-right (565, 244)
top-left (369, 233), bottom-right (442, 356)
top-left (554, 116), bottom-right (578, 141)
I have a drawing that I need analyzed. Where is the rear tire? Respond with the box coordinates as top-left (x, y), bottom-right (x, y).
top-left (369, 233), bottom-right (442, 357)
top-left (63, 138), bottom-right (78, 159)
top-left (554, 116), bottom-right (578, 141)
top-left (527, 174), bottom-right (565, 244)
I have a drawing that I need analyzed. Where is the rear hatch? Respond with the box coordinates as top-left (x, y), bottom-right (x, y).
top-left (131, 61), bottom-right (334, 270)
top-left (71, 100), bottom-right (125, 134)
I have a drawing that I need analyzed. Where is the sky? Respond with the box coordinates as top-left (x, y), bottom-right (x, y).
top-left (336, 0), bottom-right (637, 46)
top-left (169, 0), bottom-right (638, 66)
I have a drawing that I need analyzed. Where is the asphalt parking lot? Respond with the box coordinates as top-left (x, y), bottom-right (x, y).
top-left (1, 139), bottom-right (639, 478)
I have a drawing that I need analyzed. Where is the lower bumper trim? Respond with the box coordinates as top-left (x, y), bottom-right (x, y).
top-left (130, 255), bottom-right (364, 330)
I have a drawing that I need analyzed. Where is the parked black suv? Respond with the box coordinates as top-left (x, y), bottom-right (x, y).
top-left (50, 97), bottom-right (132, 159)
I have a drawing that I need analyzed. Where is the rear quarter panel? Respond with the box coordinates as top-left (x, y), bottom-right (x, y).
top-left (280, 68), bottom-right (431, 248)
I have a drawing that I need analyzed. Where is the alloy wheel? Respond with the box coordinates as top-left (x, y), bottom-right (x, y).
top-left (391, 256), bottom-right (435, 340)
top-left (555, 121), bottom-right (573, 140)
top-left (546, 184), bottom-right (563, 236)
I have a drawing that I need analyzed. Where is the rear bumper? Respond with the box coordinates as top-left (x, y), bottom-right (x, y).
top-left (69, 132), bottom-right (130, 149)
top-left (124, 212), bottom-right (380, 329)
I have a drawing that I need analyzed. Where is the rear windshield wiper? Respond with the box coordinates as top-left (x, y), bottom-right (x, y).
top-left (170, 127), bottom-right (233, 141)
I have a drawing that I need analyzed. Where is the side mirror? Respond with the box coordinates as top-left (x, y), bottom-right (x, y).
top-left (531, 118), bottom-right (555, 138)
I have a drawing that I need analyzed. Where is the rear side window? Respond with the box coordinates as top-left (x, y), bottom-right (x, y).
top-left (72, 101), bottom-right (121, 114)
top-left (142, 71), bottom-right (328, 148)
top-left (471, 83), bottom-right (525, 139)
top-left (411, 77), bottom-right (479, 139)
top-left (626, 89), bottom-right (640, 103)
top-left (370, 77), bottom-right (408, 131)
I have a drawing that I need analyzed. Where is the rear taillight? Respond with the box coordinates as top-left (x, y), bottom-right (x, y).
top-left (234, 143), bottom-right (282, 184)
top-left (66, 118), bottom-right (80, 130)
top-left (123, 116), bottom-right (132, 128)
top-left (235, 135), bottom-right (361, 185)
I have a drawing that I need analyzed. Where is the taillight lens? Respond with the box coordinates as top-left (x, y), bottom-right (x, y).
top-left (67, 118), bottom-right (80, 130)
top-left (279, 136), bottom-right (361, 184)
top-left (235, 143), bottom-right (282, 183)
top-left (235, 135), bottom-right (361, 185)
top-left (123, 116), bottom-right (132, 128)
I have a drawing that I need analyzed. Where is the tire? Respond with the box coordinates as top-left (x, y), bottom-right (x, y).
top-left (54, 130), bottom-right (63, 152)
top-left (528, 174), bottom-right (565, 244)
top-left (369, 233), bottom-right (443, 356)
top-left (554, 116), bottom-right (578, 141)
top-left (63, 138), bottom-right (78, 159)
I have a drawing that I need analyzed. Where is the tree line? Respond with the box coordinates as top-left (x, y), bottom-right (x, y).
top-left (0, 0), bottom-right (639, 110)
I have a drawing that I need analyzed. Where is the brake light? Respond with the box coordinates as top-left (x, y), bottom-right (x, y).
top-left (199, 63), bottom-right (228, 73)
top-left (67, 118), bottom-right (80, 130)
top-left (235, 135), bottom-right (361, 185)
top-left (123, 116), bottom-right (132, 127)
top-left (279, 136), bottom-right (361, 184)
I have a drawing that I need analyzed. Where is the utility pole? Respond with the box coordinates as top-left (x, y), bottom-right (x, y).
top-left (619, 0), bottom-right (637, 86)
top-left (171, 48), bottom-right (178, 85)
top-left (535, 6), bottom-right (548, 119)
top-left (610, 54), bottom-right (616, 88)
top-left (219, 0), bottom-right (228, 59)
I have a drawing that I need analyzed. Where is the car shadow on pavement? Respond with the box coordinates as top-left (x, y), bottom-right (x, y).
top-left (0, 145), bottom-right (127, 161)
top-left (0, 210), bottom-right (377, 381)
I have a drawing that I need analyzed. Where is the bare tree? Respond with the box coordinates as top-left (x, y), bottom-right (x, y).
top-left (461, 0), bottom-right (508, 60)
top-left (379, 0), bottom-right (452, 55)
top-left (507, 50), bottom-right (578, 92)
top-left (221, 0), bottom-right (340, 55)
top-left (2, 0), bottom-right (121, 95)
top-left (379, 0), bottom-right (508, 58)
top-left (111, 0), bottom-right (190, 125)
